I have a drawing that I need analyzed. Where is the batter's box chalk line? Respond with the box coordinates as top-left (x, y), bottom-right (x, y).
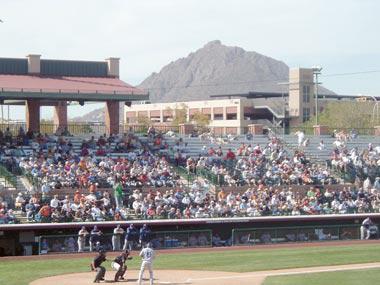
top-left (155, 280), bottom-right (191, 285)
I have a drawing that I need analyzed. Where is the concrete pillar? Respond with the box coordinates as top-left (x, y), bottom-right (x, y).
top-left (53, 101), bottom-right (68, 134)
top-left (179, 123), bottom-right (194, 135)
top-left (105, 101), bottom-right (119, 135)
top-left (26, 100), bottom-right (40, 133)
top-left (313, 125), bottom-right (329, 136)
top-left (248, 124), bottom-right (263, 135)
top-left (105, 57), bottom-right (120, 78)
top-left (26, 55), bottom-right (41, 133)
top-left (160, 109), bottom-right (164, 123)
top-left (375, 126), bottom-right (380, 136)
top-left (26, 54), bottom-right (41, 74)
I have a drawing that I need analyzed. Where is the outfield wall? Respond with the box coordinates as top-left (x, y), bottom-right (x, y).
top-left (1, 213), bottom-right (379, 256)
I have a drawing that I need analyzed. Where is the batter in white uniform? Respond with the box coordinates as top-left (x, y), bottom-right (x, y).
top-left (138, 243), bottom-right (155, 285)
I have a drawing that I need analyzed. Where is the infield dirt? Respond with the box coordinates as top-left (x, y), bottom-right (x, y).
top-left (30, 262), bottom-right (380, 285)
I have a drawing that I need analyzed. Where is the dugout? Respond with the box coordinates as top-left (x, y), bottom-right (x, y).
top-left (1, 213), bottom-right (380, 256)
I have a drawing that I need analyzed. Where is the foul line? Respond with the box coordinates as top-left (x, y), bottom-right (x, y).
top-left (186, 263), bottom-right (380, 282)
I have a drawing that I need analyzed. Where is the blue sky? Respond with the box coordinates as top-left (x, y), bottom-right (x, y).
top-left (1, 0), bottom-right (379, 120)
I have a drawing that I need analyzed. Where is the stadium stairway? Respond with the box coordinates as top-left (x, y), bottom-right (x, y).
top-left (16, 176), bottom-right (31, 192)
top-left (281, 135), bottom-right (380, 164)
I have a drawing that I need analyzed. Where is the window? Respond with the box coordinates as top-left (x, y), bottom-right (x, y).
top-left (244, 107), bottom-right (255, 120)
top-left (213, 113), bottom-right (224, 120)
top-left (226, 113), bottom-right (237, 120)
top-left (303, 85), bottom-right (310, 103)
top-left (302, 108), bottom-right (310, 122)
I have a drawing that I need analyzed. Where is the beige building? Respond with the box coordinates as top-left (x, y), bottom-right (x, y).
top-left (126, 98), bottom-right (257, 135)
top-left (125, 67), bottom-right (331, 135)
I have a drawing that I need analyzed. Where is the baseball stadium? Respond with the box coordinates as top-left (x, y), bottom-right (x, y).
top-left (1, 2), bottom-right (380, 285)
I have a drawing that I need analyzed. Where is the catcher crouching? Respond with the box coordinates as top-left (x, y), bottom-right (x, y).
top-left (112, 249), bottom-right (133, 282)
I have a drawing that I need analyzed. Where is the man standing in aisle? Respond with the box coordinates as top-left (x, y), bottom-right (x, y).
top-left (113, 177), bottom-right (124, 210)
top-left (138, 243), bottom-right (155, 285)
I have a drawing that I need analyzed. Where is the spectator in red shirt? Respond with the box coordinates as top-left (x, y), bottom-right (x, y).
top-left (97, 135), bottom-right (107, 147)
top-left (208, 147), bottom-right (216, 156)
top-left (226, 149), bottom-right (236, 160)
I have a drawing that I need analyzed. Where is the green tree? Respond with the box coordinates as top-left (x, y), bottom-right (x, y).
top-left (302, 101), bottom-right (379, 134)
top-left (172, 103), bottom-right (188, 126)
top-left (192, 111), bottom-right (210, 131)
top-left (136, 115), bottom-right (150, 133)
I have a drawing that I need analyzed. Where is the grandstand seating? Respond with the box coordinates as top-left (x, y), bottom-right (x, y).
top-left (0, 128), bottom-right (379, 224)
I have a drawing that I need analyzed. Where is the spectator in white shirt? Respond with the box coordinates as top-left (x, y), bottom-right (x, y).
top-left (50, 195), bottom-right (60, 209)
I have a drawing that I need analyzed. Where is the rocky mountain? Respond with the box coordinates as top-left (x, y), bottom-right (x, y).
top-left (140, 40), bottom-right (291, 102)
top-left (70, 108), bottom-right (105, 122)
top-left (73, 40), bottom-right (333, 121)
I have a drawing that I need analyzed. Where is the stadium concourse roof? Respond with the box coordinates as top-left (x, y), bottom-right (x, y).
top-left (211, 91), bottom-right (380, 101)
top-left (0, 74), bottom-right (148, 102)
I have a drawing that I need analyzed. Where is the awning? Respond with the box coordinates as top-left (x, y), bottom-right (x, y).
top-left (213, 107), bottom-right (223, 114)
top-left (244, 106), bottom-right (254, 113)
top-left (163, 109), bottom-right (173, 116)
top-left (0, 74), bottom-right (148, 101)
top-left (126, 111), bottom-right (136, 118)
top-left (137, 111), bottom-right (148, 117)
top-left (226, 106), bottom-right (237, 114)
top-left (189, 108), bottom-right (201, 115)
top-left (150, 110), bottom-right (160, 117)
top-left (202, 108), bottom-right (211, 114)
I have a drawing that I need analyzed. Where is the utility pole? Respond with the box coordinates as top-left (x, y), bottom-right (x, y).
top-left (277, 82), bottom-right (290, 137)
top-left (312, 67), bottom-right (322, 125)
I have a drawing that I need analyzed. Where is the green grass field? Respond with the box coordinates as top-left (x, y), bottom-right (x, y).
top-left (1, 244), bottom-right (380, 285)
top-left (263, 268), bottom-right (380, 285)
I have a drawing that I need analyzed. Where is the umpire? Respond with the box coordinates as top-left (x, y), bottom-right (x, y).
top-left (91, 250), bottom-right (107, 283)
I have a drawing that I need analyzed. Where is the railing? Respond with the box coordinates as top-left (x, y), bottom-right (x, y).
top-left (0, 164), bottom-right (17, 188)
top-left (287, 126), bottom-right (376, 136)
top-left (22, 171), bottom-right (41, 190)
top-left (37, 229), bottom-right (212, 254)
top-left (1, 121), bottom-right (377, 137)
top-left (0, 122), bottom-right (27, 135)
top-left (232, 224), bottom-right (363, 246)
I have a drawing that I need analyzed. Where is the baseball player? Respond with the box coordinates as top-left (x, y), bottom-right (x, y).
top-left (123, 224), bottom-right (137, 251)
top-left (112, 224), bottom-right (124, 251)
top-left (139, 224), bottom-right (151, 248)
top-left (361, 217), bottom-right (373, 239)
top-left (138, 243), bottom-right (155, 285)
top-left (91, 249), bottom-right (107, 283)
top-left (78, 226), bottom-right (89, 252)
top-left (112, 249), bottom-right (133, 282)
top-left (90, 226), bottom-right (103, 252)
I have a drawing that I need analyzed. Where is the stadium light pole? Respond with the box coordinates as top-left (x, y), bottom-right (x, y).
top-left (371, 96), bottom-right (379, 124)
top-left (277, 82), bottom-right (290, 137)
top-left (312, 66), bottom-right (322, 125)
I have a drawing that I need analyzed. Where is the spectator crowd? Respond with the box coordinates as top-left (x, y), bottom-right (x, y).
top-left (177, 136), bottom-right (336, 187)
top-left (0, 126), bottom-right (379, 225)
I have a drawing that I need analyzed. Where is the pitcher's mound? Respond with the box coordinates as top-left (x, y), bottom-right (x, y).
top-left (29, 270), bottom-right (264, 285)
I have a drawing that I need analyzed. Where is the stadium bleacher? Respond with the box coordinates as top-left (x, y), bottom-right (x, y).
top-left (0, 126), bottom-right (379, 225)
